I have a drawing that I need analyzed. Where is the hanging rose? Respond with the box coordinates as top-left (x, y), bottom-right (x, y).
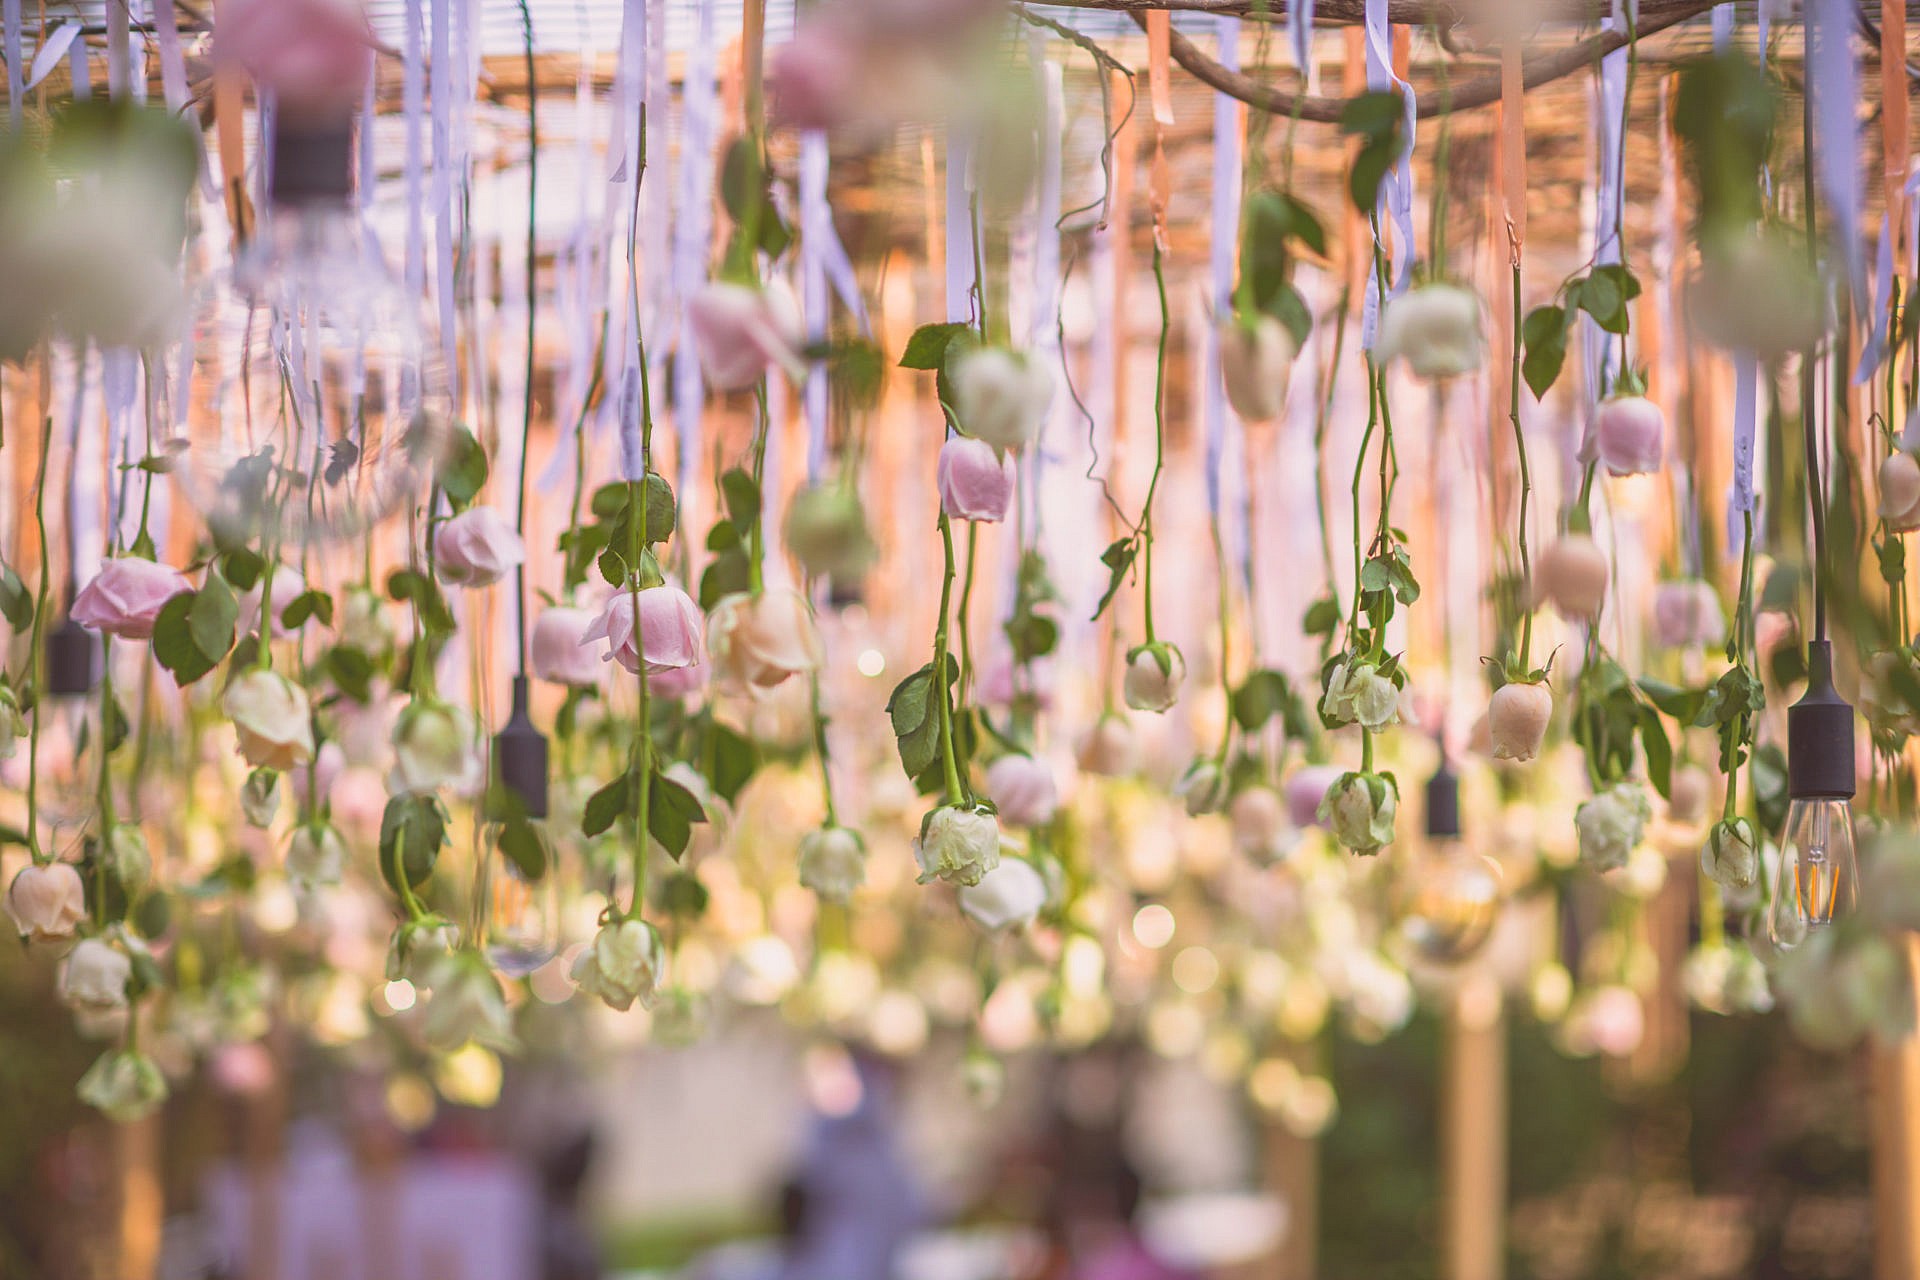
top-left (1175, 758), bottom-right (1226, 817)
top-left (957, 856), bottom-right (1049, 932)
top-left (572, 918), bottom-right (666, 1012)
top-left (419, 952), bottom-right (515, 1050)
top-left (1651, 580), bottom-right (1727, 650)
top-left (1375, 281), bottom-right (1487, 379)
top-left (1286, 764), bottom-right (1344, 829)
top-left (433, 507), bottom-right (526, 588)
top-left (706, 590), bottom-right (824, 692)
top-left (1318, 770), bottom-right (1398, 854)
top-left (985, 753), bottom-right (1058, 827)
top-left (1593, 381), bottom-right (1665, 476)
top-left (530, 605), bottom-right (604, 686)
top-left (1574, 780), bottom-right (1652, 872)
top-left (0, 685), bottom-right (21, 760)
top-left (948, 346), bottom-right (1053, 452)
top-left (1487, 680), bottom-right (1553, 762)
top-left (1218, 313), bottom-right (1296, 422)
top-left (388, 700), bottom-right (477, 795)
top-left (59, 938), bottom-right (132, 1016)
top-left (70, 557), bottom-right (192, 640)
top-left (1322, 658), bottom-right (1399, 731)
top-left (1230, 786), bottom-right (1300, 867)
top-left (647, 661), bottom-right (708, 701)
top-left (223, 669), bottom-right (316, 771)
top-left (287, 821), bottom-right (348, 886)
top-left (1879, 452), bottom-right (1920, 531)
top-left (103, 826), bottom-right (150, 892)
top-left (1075, 713), bottom-right (1137, 777)
top-left (582, 586), bottom-right (704, 676)
top-left (339, 586), bottom-right (397, 657)
top-left (936, 437), bottom-right (1016, 523)
top-left (1535, 533), bottom-right (1608, 621)
top-left (7, 862), bottom-right (87, 941)
top-left (387, 918), bottom-right (460, 984)
top-left (798, 826), bottom-right (868, 903)
top-left (215, 0), bottom-right (373, 115)
top-left (1701, 816), bottom-right (1758, 890)
top-left (912, 802), bottom-right (1001, 887)
top-left (687, 281), bottom-right (807, 392)
top-left (76, 1048), bottom-right (168, 1123)
top-left (784, 482), bottom-right (879, 580)
top-left (1122, 643), bottom-right (1185, 714)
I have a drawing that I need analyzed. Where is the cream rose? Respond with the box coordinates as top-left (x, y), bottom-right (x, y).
top-left (223, 669), bottom-right (316, 771)
top-left (706, 590), bottom-right (824, 692)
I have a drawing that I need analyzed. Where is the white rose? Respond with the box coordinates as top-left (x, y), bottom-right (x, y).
top-left (912, 803), bottom-right (1001, 887)
top-left (985, 753), bottom-right (1058, 827)
top-left (287, 822), bottom-right (348, 886)
top-left (706, 590), bottom-right (825, 692)
top-left (1219, 313), bottom-right (1296, 422)
top-left (1123, 643), bottom-right (1185, 714)
top-left (420, 952), bottom-right (514, 1050)
top-left (949, 346), bottom-right (1053, 452)
top-left (1076, 714), bottom-right (1138, 776)
top-left (1176, 759), bottom-right (1226, 817)
top-left (387, 918), bottom-right (460, 984)
top-left (798, 826), bottom-right (867, 903)
top-left (339, 586), bottom-right (396, 656)
top-left (1318, 771), bottom-right (1398, 855)
top-left (388, 700), bottom-right (477, 795)
top-left (1700, 817), bottom-right (1758, 890)
top-left (223, 669), bottom-right (316, 771)
top-left (1323, 659), bottom-right (1399, 731)
top-left (8, 861), bottom-right (88, 941)
top-left (76, 1048), bottom-right (168, 1122)
top-left (1575, 781), bottom-right (1652, 872)
top-left (1230, 786), bottom-right (1300, 866)
top-left (60, 938), bottom-right (132, 1015)
top-left (1488, 681), bottom-right (1553, 762)
top-left (957, 856), bottom-right (1048, 932)
top-left (571, 918), bottom-right (665, 1012)
top-left (1375, 281), bottom-right (1486, 378)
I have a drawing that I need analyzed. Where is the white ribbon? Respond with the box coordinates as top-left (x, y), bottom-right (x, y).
top-left (4, 0), bottom-right (22, 130)
top-left (401, 0), bottom-right (426, 301)
top-left (671, 2), bottom-right (716, 506)
top-left (1808, 0), bottom-right (1865, 318)
top-left (1204, 15), bottom-right (1240, 518)
top-left (1579, 46), bottom-right (1628, 451)
top-left (26, 22), bottom-right (79, 90)
top-left (1852, 170), bottom-right (1920, 384)
top-left (1288, 0), bottom-right (1315, 80)
top-left (1727, 351), bottom-right (1758, 545)
top-left (1360, 0), bottom-right (1414, 350)
top-left (946, 130), bottom-right (977, 328)
top-left (801, 131), bottom-right (831, 483)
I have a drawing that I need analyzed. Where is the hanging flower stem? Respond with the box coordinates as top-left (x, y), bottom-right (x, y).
top-left (1508, 258), bottom-right (1535, 672)
top-left (1139, 240), bottom-right (1171, 645)
top-left (958, 522), bottom-right (979, 704)
top-left (25, 413), bottom-right (52, 866)
top-left (748, 382), bottom-right (771, 594)
top-left (934, 514), bottom-right (966, 806)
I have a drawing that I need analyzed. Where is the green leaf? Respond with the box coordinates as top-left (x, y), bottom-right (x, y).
top-left (101, 692), bottom-right (129, 756)
top-left (1636, 677), bottom-right (1705, 723)
top-left (436, 425), bottom-right (490, 507)
top-left (582, 772), bottom-right (634, 839)
top-left (899, 321), bottom-right (973, 371)
top-left (590, 482), bottom-right (631, 519)
top-left (697, 718), bottom-right (760, 803)
top-left (1232, 669), bottom-right (1295, 732)
top-left (648, 768), bottom-right (709, 861)
top-left (0, 562), bottom-right (29, 630)
top-left (498, 816), bottom-right (548, 881)
top-left (830, 338), bottom-right (887, 410)
top-left (281, 589), bottom-right (334, 630)
top-left (642, 473), bottom-right (678, 544)
top-left (1637, 703), bottom-right (1673, 799)
top-left (1092, 537), bottom-right (1138, 621)
top-left (1574, 270), bottom-right (1630, 335)
top-left (325, 645), bottom-right (373, 702)
top-left (886, 664), bottom-right (936, 738)
top-left (1302, 595), bottom-right (1341, 637)
top-left (1521, 305), bottom-right (1570, 399)
top-left (378, 794), bottom-right (446, 892)
top-left (1340, 91), bottom-right (1408, 212)
top-left (653, 870), bottom-right (710, 919)
top-left (152, 593), bottom-right (217, 686)
top-left (720, 468), bottom-right (761, 531)
top-left (189, 570), bottom-right (239, 658)
top-left (698, 549), bottom-right (752, 611)
top-left (1752, 742), bottom-right (1789, 833)
top-left (1004, 611), bottom-right (1058, 664)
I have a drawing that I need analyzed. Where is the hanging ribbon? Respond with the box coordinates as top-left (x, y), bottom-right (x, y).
top-left (1204, 15), bottom-right (1240, 521)
top-left (672, 2), bottom-right (716, 507)
top-left (1360, 0), bottom-right (1414, 350)
top-left (4, 0), bottom-right (22, 130)
top-left (1726, 351), bottom-right (1759, 556)
top-left (1808, 0), bottom-right (1865, 318)
top-left (1028, 49), bottom-right (1063, 538)
top-left (431, 0), bottom-right (459, 391)
top-left (945, 129), bottom-right (975, 328)
top-left (401, 0), bottom-right (427, 301)
top-left (801, 131), bottom-right (832, 484)
top-left (1577, 46), bottom-right (1627, 455)
top-left (1288, 0), bottom-right (1315, 81)
top-left (26, 22), bottom-right (79, 90)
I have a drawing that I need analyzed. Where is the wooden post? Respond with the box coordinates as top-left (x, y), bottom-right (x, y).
top-left (1871, 937), bottom-right (1920, 1280)
top-left (1267, 1111), bottom-right (1319, 1280)
top-left (1442, 975), bottom-right (1506, 1280)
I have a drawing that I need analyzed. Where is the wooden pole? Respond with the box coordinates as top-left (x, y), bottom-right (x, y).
top-left (1442, 975), bottom-right (1506, 1280)
top-left (1871, 937), bottom-right (1920, 1280)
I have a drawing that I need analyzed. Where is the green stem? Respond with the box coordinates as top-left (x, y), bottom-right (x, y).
top-left (957, 522), bottom-right (979, 706)
top-left (1508, 261), bottom-right (1534, 671)
top-left (934, 514), bottom-right (966, 806)
top-left (748, 382), bottom-right (770, 594)
top-left (810, 673), bottom-right (838, 827)
top-left (1140, 240), bottom-right (1171, 646)
top-left (26, 414), bottom-right (53, 865)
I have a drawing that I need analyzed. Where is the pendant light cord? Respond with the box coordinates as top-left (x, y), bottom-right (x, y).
top-left (514, 0), bottom-right (538, 678)
top-left (1801, 60), bottom-right (1828, 645)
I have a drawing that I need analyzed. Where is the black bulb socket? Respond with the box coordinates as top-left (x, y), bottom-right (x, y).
top-left (269, 114), bottom-right (356, 208)
top-left (46, 618), bottom-right (98, 697)
top-left (493, 675), bottom-right (550, 819)
top-left (1787, 639), bottom-right (1856, 800)
top-left (1424, 758), bottom-right (1462, 840)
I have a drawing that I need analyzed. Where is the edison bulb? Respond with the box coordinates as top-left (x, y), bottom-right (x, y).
top-left (1396, 846), bottom-right (1504, 964)
top-left (1766, 798), bottom-right (1858, 950)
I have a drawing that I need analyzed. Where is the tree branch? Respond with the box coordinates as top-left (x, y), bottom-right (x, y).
top-left (1129, 1), bottom-right (1719, 120)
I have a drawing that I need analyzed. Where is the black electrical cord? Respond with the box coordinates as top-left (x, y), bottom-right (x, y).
top-left (514, 0), bottom-right (538, 679)
top-left (1801, 52), bottom-right (1828, 646)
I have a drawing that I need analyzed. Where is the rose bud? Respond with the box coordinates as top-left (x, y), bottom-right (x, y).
top-left (531, 606), bottom-right (604, 686)
top-left (1230, 786), bottom-right (1301, 866)
top-left (949, 346), bottom-right (1052, 452)
top-left (1286, 764), bottom-right (1343, 829)
top-left (985, 753), bottom-right (1058, 827)
top-left (957, 856), bottom-right (1048, 932)
top-left (937, 436), bottom-right (1016, 523)
top-left (769, 21), bottom-right (863, 132)
top-left (1375, 281), bottom-right (1487, 379)
top-left (1319, 770), bottom-right (1398, 854)
top-left (582, 586), bottom-right (704, 676)
top-left (388, 700), bottom-right (476, 795)
top-left (1535, 534), bottom-right (1609, 621)
top-left (1219, 313), bottom-right (1296, 422)
top-left (571, 918), bottom-right (666, 1012)
top-left (1076, 714), bottom-right (1137, 777)
top-left (59, 938), bottom-right (131, 1016)
top-left (912, 803), bottom-right (1002, 887)
top-left (216, 0), bottom-right (372, 116)
top-left (7, 861), bottom-right (87, 942)
top-left (784, 482), bottom-right (878, 580)
top-left (1123, 643), bottom-right (1185, 714)
top-left (433, 506), bottom-right (525, 588)
top-left (70, 557), bottom-right (192, 640)
top-left (798, 826), bottom-right (868, 903)
top-left (223, 669), bottom-right (316, 771)
top-left (1594, 393), bottom-right (1665, 476)
top-left (1488, 681), bottom-right (1552, 762)
top-left (687, 281), bottom-right (806, 392)
top-left (1880, 453), bottom-right (1920, 531)
top-left (1176, 759), bottom-right (1226, 817)
top-left (1651, 580), bottom-right (1727, 650)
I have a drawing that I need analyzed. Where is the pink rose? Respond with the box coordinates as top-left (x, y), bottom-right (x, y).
top-left (937, 437), bottom-right (1015, 522)
top-left (1594, 394), bottom-right (1665, 476)
top-left (985, 753), bottom-right (1058, 827)
top-left (770, 22), bottom-right (864, 131)
top-left (581, 587), bottom-right (704, 676)
top-left (70, 557), bottom-right (191, 640)
top-left (216, 0), bottom-right (372, 116)
top-left (1652, 580), bottom-right (1726, 650)
top-left (648, 662), bottom-right (707, 700)
top-left (531, 606), bottom-right (604, 686)
top-left (1286, 765), bottom-right (1343, 830)
top-left (707, 590), bottom-right (824, 691)
top-left (1488, 681), bottom-right (1552, 763)
top-left (979, 650), bottom-right (1054, 711)
top-left (433, 507), bottom-right (525, 588)
top-left (687, 282), bottom-right (806, 392)
top-left (1534, 535), bottom-right (1608, 621)
top-left (1880, 453), bottom-right (1920, 531)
